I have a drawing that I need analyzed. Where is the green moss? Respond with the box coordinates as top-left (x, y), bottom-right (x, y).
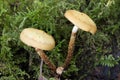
top-left (0, 0), bottom-right (120, 80)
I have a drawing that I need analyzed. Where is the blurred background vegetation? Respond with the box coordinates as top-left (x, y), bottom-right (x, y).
top-left (0, 0), bottom-right (120, 80)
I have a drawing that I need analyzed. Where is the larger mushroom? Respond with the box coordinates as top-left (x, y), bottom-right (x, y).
top-left (56, 10), bottom-right (97, 75)
top-left (20, 28), bottom-right (56, 73)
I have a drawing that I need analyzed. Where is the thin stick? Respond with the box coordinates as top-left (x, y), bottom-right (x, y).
top-left (40, 59), bottom-right (43, 76)
top-left (38, 59), bottom-right (43, 80)
top-left (35, 49), bottom-right (56, 73)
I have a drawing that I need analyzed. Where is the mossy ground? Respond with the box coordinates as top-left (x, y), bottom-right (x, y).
top-left (0, 0), bottom-right (120, 80)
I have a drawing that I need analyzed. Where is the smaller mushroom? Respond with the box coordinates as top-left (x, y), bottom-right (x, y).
top-left (56, 10), bottom-right (97, 75)
top-left (20, 28), bottom-right (56, 73)
top-left (56, 67), bottom-right (64, 75)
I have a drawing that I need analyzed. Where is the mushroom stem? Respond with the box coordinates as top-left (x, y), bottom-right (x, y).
top-left (62, 25), bottom-right (78, 69)
top-left (35, 48), bottom-right (56, 73)
top-left (72, 25), bottom-right (79, 33)
top-left (56, 26), bottom-right (78, 75)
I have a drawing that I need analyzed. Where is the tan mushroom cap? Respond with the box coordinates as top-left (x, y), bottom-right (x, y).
top-left (64, 10), bottom-right (97, 34)
top-left (20, 28), bottom-right (55, 50)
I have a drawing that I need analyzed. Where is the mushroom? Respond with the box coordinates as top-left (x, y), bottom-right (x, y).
top-left (56, 10), bottom-right (97, 75)
top-left (20, 28), bottom-right (56, 73)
